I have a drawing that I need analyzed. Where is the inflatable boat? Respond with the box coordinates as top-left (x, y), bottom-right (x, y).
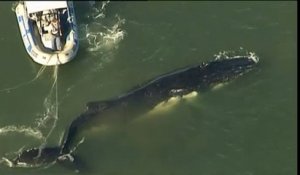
top-left (15, 1), bottom-right (79, 66)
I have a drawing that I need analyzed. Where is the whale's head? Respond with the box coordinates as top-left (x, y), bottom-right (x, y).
top-left (198, 52), bottom-right (259, 89)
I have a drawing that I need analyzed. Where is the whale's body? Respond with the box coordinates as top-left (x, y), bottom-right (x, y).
top-left (3, 53), bottom-right (259, 169)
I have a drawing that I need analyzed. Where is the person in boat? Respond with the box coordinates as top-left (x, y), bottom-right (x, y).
top-left (50, 17), bottom-right (63, 51)
top-left (40, 10), bottom-right (62, 50)
top-left (42, 10), bottom-right (60, 36)
top-left (41, 11), bottom-right (51, 33)
top-left (50, 18), bottom-right (59, 36)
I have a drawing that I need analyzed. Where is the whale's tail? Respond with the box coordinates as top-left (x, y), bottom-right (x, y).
top-left (1, 142), bottom-right (85, 171)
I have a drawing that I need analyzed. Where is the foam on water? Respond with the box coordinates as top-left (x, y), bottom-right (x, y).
top-left (214, 47), bottom-right (259, 62)
top-left (10, 2), bottom-right (18, 12)
top-left (0, 125), bottom-right (44, 140)
top-left (0, 65), bottom-right (47, 93)
top-left (35, 66), bottom-right (59, 142)
top-left (78, 1), bottom-right (126, 53)
top-left (0, 65), bottom-right (60, 167)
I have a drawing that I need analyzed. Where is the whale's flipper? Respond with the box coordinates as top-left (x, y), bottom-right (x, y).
top-left (57, 154), bottom-right (87, 173)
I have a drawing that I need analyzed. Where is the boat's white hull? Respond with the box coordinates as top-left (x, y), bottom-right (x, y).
top-left (15, 2), bottom-right (79, 66)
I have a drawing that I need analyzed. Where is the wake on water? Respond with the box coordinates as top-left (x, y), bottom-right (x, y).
top-left (78, 1), bottom-right (126, 53)
top-left (1, 1), bottom-right (125, 167)
top-left (0, 65), bottom-right (59, 165)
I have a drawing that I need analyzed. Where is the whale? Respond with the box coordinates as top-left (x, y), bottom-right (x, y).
top-left (2, 52), bottom-right (259, 169)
